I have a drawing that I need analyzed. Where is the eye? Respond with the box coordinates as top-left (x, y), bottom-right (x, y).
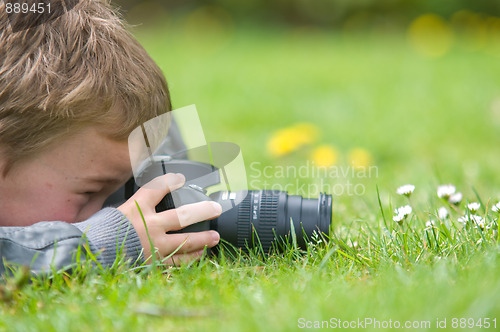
top-left (79, 189), bottom-right (101, 196)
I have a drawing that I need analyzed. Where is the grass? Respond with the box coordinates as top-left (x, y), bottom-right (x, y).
top-left (1, 216), bottom-right (499, 331)
top-left (2, 18), bottom-right (500, 331)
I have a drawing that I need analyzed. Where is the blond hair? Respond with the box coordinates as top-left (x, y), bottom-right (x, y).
top-left (0, 0), bottom-right (171, 174)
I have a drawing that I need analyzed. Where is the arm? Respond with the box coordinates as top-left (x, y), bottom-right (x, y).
top-left (0, 208), bottom-right (143, 276)
top-left (0, 173), bottom-right (222, 276)
top-left (0, 122), bottom-right (215, 275)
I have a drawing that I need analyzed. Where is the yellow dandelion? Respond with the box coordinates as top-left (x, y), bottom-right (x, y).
top-left (348, 148), bottom-right (373, 169)
top-left (290, 123), bottom-right (318, 145)
top-left (408, 14), bottom-right (454, 58)
top-left (451, 10), bottom-right (489, 52)
top-left (267, 123), bottom-right (319, 157)
top-left (311, 145), bottom-right (339, 167)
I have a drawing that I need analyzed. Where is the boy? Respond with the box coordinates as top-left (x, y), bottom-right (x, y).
top-left (0, 0), bottom-right (221, 275)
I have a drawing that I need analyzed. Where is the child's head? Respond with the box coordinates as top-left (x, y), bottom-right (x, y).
top-left (0, 0), bottom-right (171, 225)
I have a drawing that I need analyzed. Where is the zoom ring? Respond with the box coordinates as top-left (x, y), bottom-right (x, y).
top-left (236, 193), bottom-right (252, 248)
top-left (236, 191), bottom-right (280, 251)
top-left (256, 192), bottom-right (279, 251)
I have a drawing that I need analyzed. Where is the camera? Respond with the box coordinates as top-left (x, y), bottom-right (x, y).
top-left (121, 105), bottom-right (333, 252)
top-left (125, 157), bottom-right (332, 252)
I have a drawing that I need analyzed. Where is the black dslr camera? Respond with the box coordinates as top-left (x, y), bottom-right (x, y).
top-left (124, 153), bottom-right (332, 252)
top-left (118, 107), bottom-right (332, 252)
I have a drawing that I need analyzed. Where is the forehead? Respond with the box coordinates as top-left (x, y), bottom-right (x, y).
top-left (40, 126), bottom-right (132, 180)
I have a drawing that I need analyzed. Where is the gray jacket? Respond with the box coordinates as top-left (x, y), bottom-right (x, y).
top-left (0, 208), bottom-right (143, 275)
top-left (0, 120), bottom-right (187, 276)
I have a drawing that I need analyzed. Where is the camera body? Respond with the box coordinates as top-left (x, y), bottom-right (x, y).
top-left (124, 158), bottom-right (332, 252)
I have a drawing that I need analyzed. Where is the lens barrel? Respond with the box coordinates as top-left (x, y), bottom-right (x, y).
top-left (210, 190), bottom-right (332, 251)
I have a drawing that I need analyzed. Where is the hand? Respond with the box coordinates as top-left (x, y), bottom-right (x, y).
top-left (118, 173), bottom-right (221, 264)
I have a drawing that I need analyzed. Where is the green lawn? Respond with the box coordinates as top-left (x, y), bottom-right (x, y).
top-left (2, 19), bottom-right (500, 331)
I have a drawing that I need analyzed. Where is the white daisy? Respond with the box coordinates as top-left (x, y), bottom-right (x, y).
top-left (471, 215), bottom-right (485, 228)
top-left (438, 207), bottom-right (448, 219)
top-left (395, 205), bottom-right (412, 216)
top-left (397, 184), bottom-right (415, 197)
top-left (492, 202), bottom-right (500, 213)
top-left (458, 214), bottom-right (485, 228)
top-left (393, 205), bottom-right (412, 224)
top-left (437, 184), bottom-right (456, 199)
top-left (448, 192), bottom-right (463, 205)
top-left (485, 221), bottom-right (496, 230)
top-left (467, 202), bottom-right (481, 213)
top-left (393, 214), bottom-right (404, 223)
top-left (426, 220), bottom-right (436, 227)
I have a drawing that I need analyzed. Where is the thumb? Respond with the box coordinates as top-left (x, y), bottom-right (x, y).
top-left (134, 173), bottom-right (185, 207)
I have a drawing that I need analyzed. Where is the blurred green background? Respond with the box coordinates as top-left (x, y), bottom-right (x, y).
top-left (116, 0), bottom-right (500, 28)
top-left (114, 0), bottom-right (500, 222)
top-left (3, 4), bottom-right (500, 330)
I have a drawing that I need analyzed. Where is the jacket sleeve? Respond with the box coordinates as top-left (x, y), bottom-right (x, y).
top-left (0, 208), bottom-right (143, 276)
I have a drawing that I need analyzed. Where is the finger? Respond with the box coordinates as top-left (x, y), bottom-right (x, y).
top-left (158, 200), bottom-right (222, 232)
top-left (157, 231), bottom-right (220, 256)
top-left (163, 250), bottom-right (206, 266)
top-left (135, 173), bottom-right (185, 208)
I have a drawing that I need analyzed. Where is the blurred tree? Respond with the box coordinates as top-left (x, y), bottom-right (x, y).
top-left (113, 0), bottom-right (500, 28)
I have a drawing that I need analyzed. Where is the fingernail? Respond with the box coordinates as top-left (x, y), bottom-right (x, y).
top-left (211, 201), bottom-right (222, 215)
top-left (167, 173), bottom-right (185, 186)
top-left (212, 231), bottom-right (220, 244)
top-left (175, 173), bottom-right (185, 183)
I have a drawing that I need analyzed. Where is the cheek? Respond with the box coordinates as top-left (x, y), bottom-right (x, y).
top-left (17, 185), bottom-right (86, 223)
top-left (32, 184), bottom-right (90, 223)
top-left (47, 195), bottom-right (89, 223)
top-left (1, 181), bottom-right (88, 225)
top-left (73, 196), bottom-right (109, 222)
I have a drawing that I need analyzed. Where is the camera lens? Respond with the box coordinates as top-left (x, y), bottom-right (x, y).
top-left (209, 190), bottom-right (332, 251)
